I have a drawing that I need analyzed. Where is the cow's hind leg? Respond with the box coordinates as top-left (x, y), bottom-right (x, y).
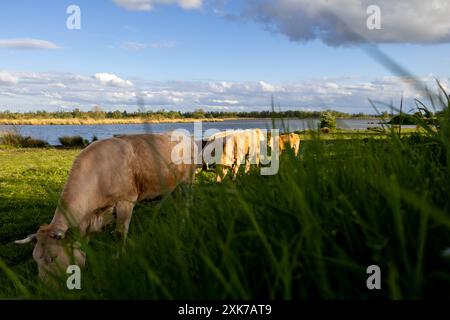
top-left (115, 201), bottom-right (135, 242)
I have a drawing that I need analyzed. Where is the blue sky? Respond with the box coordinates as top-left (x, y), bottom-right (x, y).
top-left (0, 0), bottom-right (449, 113)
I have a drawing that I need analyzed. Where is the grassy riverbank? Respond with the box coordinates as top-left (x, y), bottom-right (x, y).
top-left (0, 121), bottom-right (449, 299)
top-left (0, 117), bottom-right (239, 126)
top-left (0, 110), bottom-right (380, 126)
top-left (0, 117), bottom-right (382, 126)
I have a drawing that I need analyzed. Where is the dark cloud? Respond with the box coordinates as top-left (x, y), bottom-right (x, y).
top-left (243, 0), bottom-right (450, 46)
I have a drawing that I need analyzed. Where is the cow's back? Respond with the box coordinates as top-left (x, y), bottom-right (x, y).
top-left (62, 137), bottom-right (138, 206)
top-left (117, 133), bottom-right (196, 201)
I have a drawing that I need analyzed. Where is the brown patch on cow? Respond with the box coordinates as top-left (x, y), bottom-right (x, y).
top-left (36, 224), bottom-right (54, 238)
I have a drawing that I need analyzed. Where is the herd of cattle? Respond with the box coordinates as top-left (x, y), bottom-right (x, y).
top-left (15, 129), bottom-right (300, 280)
top-left (203, 129), bottom-right (300, 182)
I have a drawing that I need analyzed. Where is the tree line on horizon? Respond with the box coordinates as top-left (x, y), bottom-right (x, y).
top-left (0, 107), bottom-right (382, 120)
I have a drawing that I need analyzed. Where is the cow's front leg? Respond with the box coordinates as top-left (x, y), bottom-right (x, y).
top-left (232, 154), bottom-right (243, 180)
top-left (115, 201), bottom-right (135, 242)
top-left (244, 156), bottom-right (251, 174)
top-left (232, 163), bottom-right (239, 180)
top-left (294, 143), bottom-right (300, 157)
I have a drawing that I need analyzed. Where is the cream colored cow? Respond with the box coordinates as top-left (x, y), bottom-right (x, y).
top-left (269, 132), bottom-right (300, 156)
top-left (204, 129), bottom-right (263, 182)
top-left (15, 132), bottom-right (199, 280)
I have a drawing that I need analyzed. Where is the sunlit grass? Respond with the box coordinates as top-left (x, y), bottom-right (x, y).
top-left (0, 119), bottom-right (448, 299)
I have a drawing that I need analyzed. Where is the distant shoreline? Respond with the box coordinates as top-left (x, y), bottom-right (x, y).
top-left (0, 117), bottom-right (245, 126)
top-left (0, 117), bottom-right (381, 126)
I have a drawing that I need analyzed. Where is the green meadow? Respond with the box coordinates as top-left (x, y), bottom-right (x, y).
top-left (0, 115), bottom-right (449, 299)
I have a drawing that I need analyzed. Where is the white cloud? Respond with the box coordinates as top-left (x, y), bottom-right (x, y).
top-left (209, 81), bottom-right (233, 93)
top-left (259, 81), bottom-right (277, 93)
top-left (0, 72), bottom-right (19, 86)
top-left (150, 40), bottom-right (176, 49)
top-left (212, 99), bottom-right (239, 105)
top-left (244, 0), bottom-right (450, 46)
top-left (0, 38), bottom-right (60, 50)
top-left (94, 73), bottom-right (134, 87)
top-left (50, 83), bottom-right (67, 89)
top-left (0, 70), bottom-right (447, 113)
top-left (121, 40), bottom-right (176, 50)
top-left (113, 0), bottom-right (202, 11)
top-left (40, 90), bottom-right (63, 100)
top-left (122, 41), bottom-right (147, 50)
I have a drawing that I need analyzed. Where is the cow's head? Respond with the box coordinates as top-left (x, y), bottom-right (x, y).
top-left (15, 225), bottom-right (85, 281)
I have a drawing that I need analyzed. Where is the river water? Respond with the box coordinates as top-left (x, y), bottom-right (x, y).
top-left (0, 118), bottom-right (410, 145)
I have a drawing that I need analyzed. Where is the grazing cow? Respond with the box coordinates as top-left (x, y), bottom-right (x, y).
top-left (206, 131), bottom-right (238, 182)
top-left (15, 132), bottom-right (198, 280)
top-left (270, 132), bottom-right (300, 156)
top-left (231, 130), bottom-right (253, 179)
top-left (203, 129), bottom-right (262, 182)
top-left (239, 129), bottom-right (262, 174)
